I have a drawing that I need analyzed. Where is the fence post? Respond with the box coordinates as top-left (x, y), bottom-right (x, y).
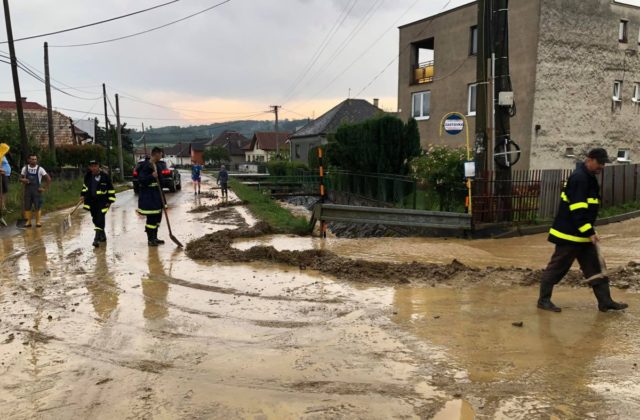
top-left (413, 180), bottom-right (417, 210)
top-left (318, 147), bottom-right (327, 238)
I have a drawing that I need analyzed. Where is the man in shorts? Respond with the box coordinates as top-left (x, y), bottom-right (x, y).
top-left (191, 160), bottom-right (202, 195)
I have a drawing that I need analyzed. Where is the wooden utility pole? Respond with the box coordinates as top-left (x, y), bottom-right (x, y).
top-left (475, 0), bottom-right (490, 175)
top-left (270, 105), bottom-right (281, 157)
top-left (142, 122), bottom-right (147, 156)
top-left (492, 0), bottom-right (513, 220)
top-left (102, 83), bottom-right (111, 174)
top-left (3, 0), bottom-right (29, 168)
top-left (115, 94), bottom-right (124, 182)
top-left (44, 42), bottom-right (56, 165)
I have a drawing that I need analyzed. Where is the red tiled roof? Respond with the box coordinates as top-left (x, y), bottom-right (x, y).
top-left (0, 100), bottom-right (47, 111)
top-left (250, 131), bottom-right (290, 152)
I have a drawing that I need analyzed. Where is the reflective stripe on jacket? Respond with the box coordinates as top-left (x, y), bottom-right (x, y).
top-left (548, 163), bottom-right (600, 245)
top-left (81, 171), bottom-right (115, 211)
top-left (137, 160), bottom-right (163, 213)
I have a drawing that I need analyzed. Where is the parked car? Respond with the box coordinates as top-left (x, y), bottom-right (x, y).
top-left (132, 159), bottom-right (182, 193)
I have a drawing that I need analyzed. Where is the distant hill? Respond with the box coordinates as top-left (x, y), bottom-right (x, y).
top-left (131, 119), bottom-right (310, 147)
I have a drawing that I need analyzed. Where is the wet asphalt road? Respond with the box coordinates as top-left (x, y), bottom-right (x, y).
top-left (0, 174), bottom-right (639, 419)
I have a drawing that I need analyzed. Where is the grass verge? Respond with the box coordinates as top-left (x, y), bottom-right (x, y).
top-left (229, 179), bottom-right (310, 235)
top-left (1, 177), bottom-right (132, 225)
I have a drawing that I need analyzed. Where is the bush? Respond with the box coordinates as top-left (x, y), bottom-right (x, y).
top-left (55, 144), bottom-right (105, 167)
top-left (410, 146), bottom-right (467, 211)
top-left (327, 115), bottom-right (421, 175)
top-left (266, 160), bottom-right (308, 176)
top-left (307, 145), bottom-right (327, 170)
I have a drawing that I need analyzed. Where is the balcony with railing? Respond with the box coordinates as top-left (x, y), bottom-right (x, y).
top-left (414, 60), bottom-right (434, 84)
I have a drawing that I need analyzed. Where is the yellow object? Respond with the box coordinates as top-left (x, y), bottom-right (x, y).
top-left (0, 143), bottom-right (9, 161)
top-left (35, 210), bottom-right (42, 227)
top-left (24, 210), bottom-right (32, 227)
top-left (424, 65), bottom-right (434, 79)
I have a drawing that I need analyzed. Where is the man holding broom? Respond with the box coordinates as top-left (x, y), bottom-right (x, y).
top-left (81, 160), bottom-right (116, 247)
top-left (537, 148), bottom-right (628, 313)
top-left (137, 147), bottom-right (165, 247)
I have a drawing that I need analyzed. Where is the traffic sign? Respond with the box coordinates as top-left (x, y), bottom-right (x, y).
top-left (444, 114), bottom-right (464, 135)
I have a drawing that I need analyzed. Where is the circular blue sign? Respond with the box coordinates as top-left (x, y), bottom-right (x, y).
top-left (444, 114), bottom-right (464, 135)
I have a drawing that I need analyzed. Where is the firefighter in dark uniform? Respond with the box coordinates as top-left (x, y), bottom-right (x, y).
top-left (81, 160), bottom-right (116, 247)
top-left (538, 148), bottom-right (628, 313)
top-left (138, 147), bottom-right (165, 247)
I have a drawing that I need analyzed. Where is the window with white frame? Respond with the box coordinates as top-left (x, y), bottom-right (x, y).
top-left (613, 80), bottom-right (623, 101)
top-left (467, 83), bottom-right (477, 116)
top-left (412, 91), bottom-right (431, 119)
top-left (619, 19), bottom-right (629, 43)
top-left (633, 83), bottom-right (640, 102)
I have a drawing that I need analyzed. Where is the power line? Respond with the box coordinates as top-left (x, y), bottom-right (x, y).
top-left (0, 0), bottom-right (181, 44)
top-left (116, 92), bottom-right (265, 116)
top-left (296, 0), bottom-right (421, 106)
top-left (50, 0), bottom-right (233, 48)
top-left (56, 106), bottom-right (269, 122)
top-left (280, 0), bottom-right (359, 104)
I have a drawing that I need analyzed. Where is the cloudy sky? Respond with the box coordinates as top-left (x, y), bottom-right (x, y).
top-left (0, 0), bottom-right (473, 130)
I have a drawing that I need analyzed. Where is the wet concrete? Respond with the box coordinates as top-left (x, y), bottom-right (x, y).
top-left (0, 173), bottom-right (639, 419)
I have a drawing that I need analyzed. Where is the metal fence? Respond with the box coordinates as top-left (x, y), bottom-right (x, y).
top-left (327, 170), bottom-right (418, 209)
top-left (473, 164), bottom-right (640, 224)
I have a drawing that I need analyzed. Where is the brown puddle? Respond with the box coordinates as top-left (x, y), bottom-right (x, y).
top-left (1, 172), bottom-right (640, 418)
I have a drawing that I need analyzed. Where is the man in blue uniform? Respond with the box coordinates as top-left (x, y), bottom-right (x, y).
top-left (217, 164), bottom-right (229, 198)
top-left (81, 160), bottom-right (116, 247)
top-left (538, 148), bottom-right (627, 313)
top-left (191, 160), bottom-right (202, 195)
top-left (137, 147), bottom-right (165, 247)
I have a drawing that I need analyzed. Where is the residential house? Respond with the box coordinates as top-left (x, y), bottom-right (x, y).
top-left (0, 98), bottom-right (88, 146)
top-left (163, 142), bottom-right (191, 166)
top-left (398, 0), bottom-right (640, 169)
top-left (289, 98), bottom-right (383, 165)
top-left (245, 132), bottom-right (290, 163)
top-left (206, 130), bottom-right (251, 170)
top-left (189, 138), bottom-right (208, 165)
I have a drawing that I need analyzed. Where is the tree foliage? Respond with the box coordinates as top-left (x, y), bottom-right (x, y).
top-left (266, 160), bottom-right (308, 176)
top-left (327, 115), bottom-right (421, 175)
top-left (410, 146), bottom-right (467, 211)
top-left (55, 144), bottom-right (106, 167)
top-left (204, 146), bottom-right (230, 166)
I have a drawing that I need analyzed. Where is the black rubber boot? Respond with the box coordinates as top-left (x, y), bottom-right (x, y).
top-left (99, 230), bottom-right (107, 242)
top-left (537, 281), bottom-right (561, 312)
top-left (92, 232), bottom-right (100, 248)
top-left (154, 229), bottom-right (165, 245)
top-left (147, 230), bottom-right (158, 247)
top-left (592, 280), bottom-right (628, 312)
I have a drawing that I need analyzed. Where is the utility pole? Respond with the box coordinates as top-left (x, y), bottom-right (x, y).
top-left (3, 0), bottom-right (29, 168)
top-left (44, 42), bottom-right (56, 165)
top-left (142, 122), bottom-right (147, 156)
top-left (270, 105), bottom-right (281, 158)
top-left (115, 94), bottom-right (124, 182)
top-left (492, 0), bottom-right (513, 221)
top-left (475, 0), bottom-right (490, 176)
top-left (102, 83), bottom-right (111, 174)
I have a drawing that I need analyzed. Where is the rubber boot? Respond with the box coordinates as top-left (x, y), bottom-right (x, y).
top-left (154, 229), bottom-right (165, 245)
top-left (92, 231), bottom-right (100, 248)
top-left (35, 210), bottom-right (42, 227)
top-left (24, 210), bottom-right (32, 227)
top-left (99, 230), bottom-right (107, 242)
top-left (147, 230), bottom-right (158, 247)
top-left (537, 281), bottom-right (562, 312)
top-left (592, 280), bottom-right (628, 312)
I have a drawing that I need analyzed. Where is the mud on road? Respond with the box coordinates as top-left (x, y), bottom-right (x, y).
top-left (186, 222), bottom-right (640, 291)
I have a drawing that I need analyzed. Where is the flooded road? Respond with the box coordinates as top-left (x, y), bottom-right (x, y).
top-left (1, 174), bottom-right (639, 419)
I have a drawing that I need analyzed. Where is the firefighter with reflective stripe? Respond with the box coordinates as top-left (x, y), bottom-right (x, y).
top-left (138, 147), bottom-right (165, 246)
top-left (538, 148), bottom-right (627, 313)
top-left (81, 160), bottom-right (116, 247)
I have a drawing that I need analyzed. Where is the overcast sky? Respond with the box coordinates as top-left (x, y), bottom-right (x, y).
top-left (0, 0), bottom-right (473, 130)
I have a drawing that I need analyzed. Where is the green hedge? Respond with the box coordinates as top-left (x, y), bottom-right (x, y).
top-left (55, 144), bottom-right (106, 167)
top-left (266, 160), bottom-right (309, 176)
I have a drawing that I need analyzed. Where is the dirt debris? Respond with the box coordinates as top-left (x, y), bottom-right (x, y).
top-left (186, 223), bottom-right (640, 289)
top-left (188, 200), bottom-right (247, 214)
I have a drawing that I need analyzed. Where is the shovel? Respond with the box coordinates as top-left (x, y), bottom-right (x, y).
top-left (16, 184), bottom-right (27, 228)
top-left (62, 199), bottom-right (84, 231)
top-left (153, 162), bottom-right (183, 248)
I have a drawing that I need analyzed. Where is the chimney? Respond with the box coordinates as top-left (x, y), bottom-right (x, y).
top-left (373, 98), bottom-right (379, 108)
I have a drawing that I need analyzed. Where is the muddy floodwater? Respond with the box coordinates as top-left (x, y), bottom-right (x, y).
top-left (1, 173), bottom-right (639, 419)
